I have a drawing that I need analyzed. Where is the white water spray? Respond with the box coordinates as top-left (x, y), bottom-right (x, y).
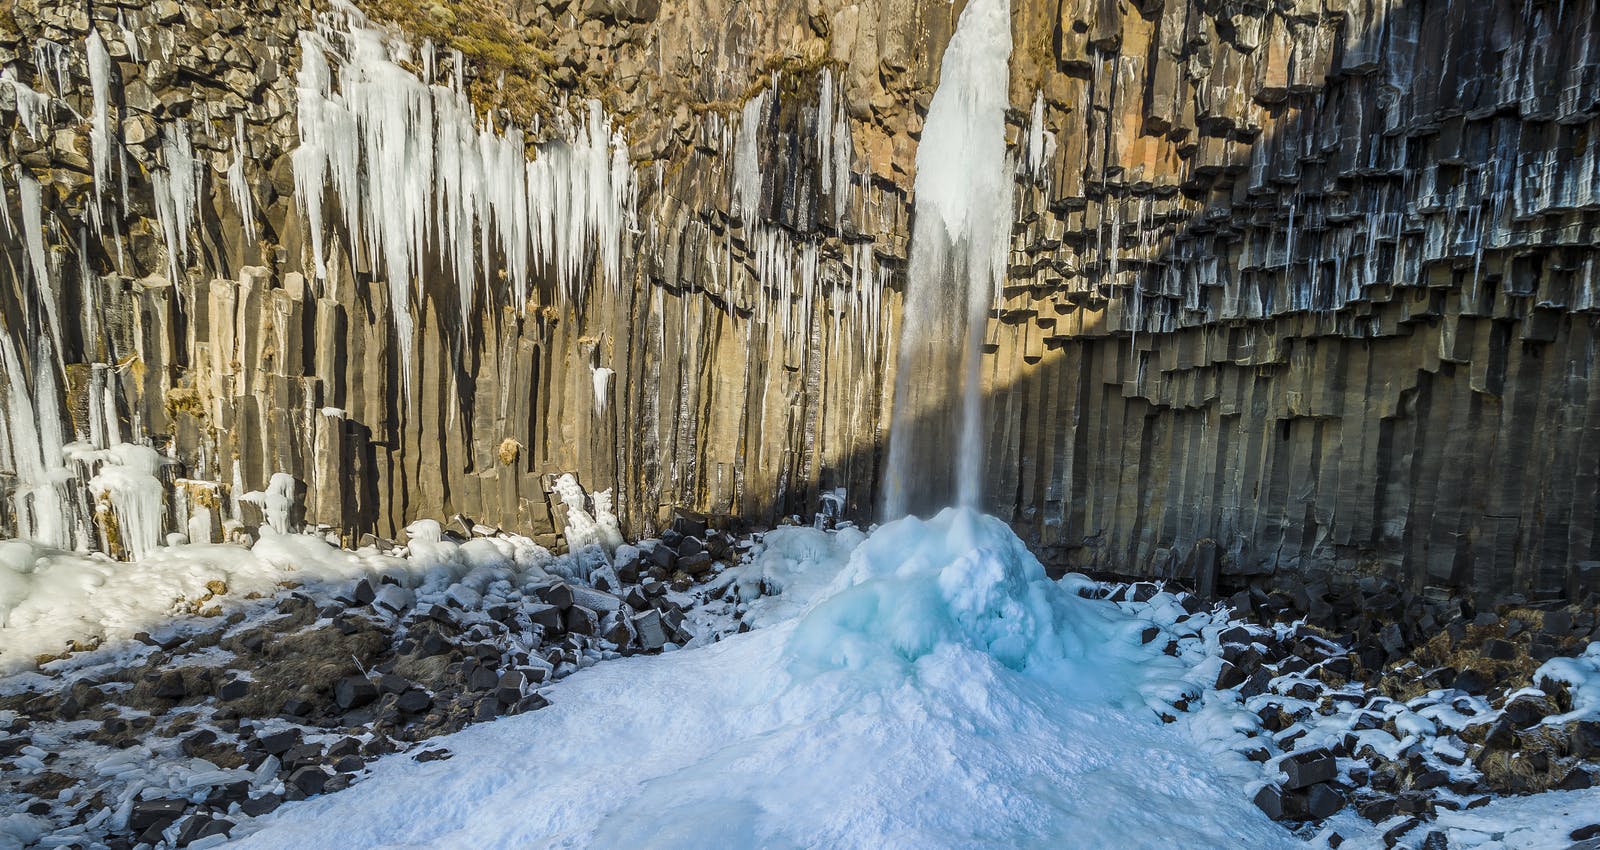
top-left (884, 0), bottom-right (1014, 518)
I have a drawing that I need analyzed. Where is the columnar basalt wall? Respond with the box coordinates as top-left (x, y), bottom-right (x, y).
top-left (1, 0), bottom-right (1598, 606)
top-left (985, 0), bottom-right (1600, 608)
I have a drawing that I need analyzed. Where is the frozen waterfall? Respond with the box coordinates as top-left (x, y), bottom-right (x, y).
top-left (883, 0), bottom-right (1015, 518)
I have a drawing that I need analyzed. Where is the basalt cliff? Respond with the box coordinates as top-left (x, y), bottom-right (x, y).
top-left (2, 0), bottom-right (1599, 611)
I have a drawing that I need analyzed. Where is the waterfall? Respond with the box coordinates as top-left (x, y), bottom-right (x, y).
top-left (883, 0), bottom-right (1014, 518)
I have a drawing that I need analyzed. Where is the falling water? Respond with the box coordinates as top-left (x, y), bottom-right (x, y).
top-left (883, 0), bottom-right (1014, 518)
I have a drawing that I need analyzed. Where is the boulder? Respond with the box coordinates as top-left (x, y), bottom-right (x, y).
top-left (632, 610), bottom-right (669, 651)
top-left (287, 766), bottom-right (329, 796)
top-left (1282, 749), bottom-right (1337, 790)
top-left (334, 675), bottom-right (379, 710)
top-left (129, 799), bottom-right (187, 832)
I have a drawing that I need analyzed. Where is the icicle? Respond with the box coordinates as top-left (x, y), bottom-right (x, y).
top-left (0, 168), bottom-right (10, 236)
top-left (151, 120), bottom-right (202, 287)
top-left (77, 228), bottom-right (98, 364)
top-left (0, 332), bottom-right (74, 548)
top-left (81, 443), bottom-right (167, 561)
top-left (732, 90), bottom-right (768, 223)
top-left (118, 11), bottom-right (142, 61)
top-left (241, 472), bottom-right (298, 535)
top-left (18, 172), bottom-right (61, 352)
top-left (553, 473), bottom-right (622, 554)
top-left (592, 366), bottom-right (613, 414)
top-left (86, 30), bottom-right (112, 235)
top-left (292, 11), bottom-right (635, 403)
top-left (1026, 90), bottom-right (1047, 179)
top-left (2, 71), bottom-right (52, 140)
top-left (32, 40), bottom-right (69, 94)
top-left (227, 114), bottom-right (257, 245)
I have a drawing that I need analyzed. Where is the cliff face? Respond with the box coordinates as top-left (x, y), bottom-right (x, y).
top-left (1, 0), bottom-right (1598, 605)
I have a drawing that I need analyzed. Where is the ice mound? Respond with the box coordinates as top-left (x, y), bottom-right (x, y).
top-left (787, 508), bottom-right (1193, 710)
top-left (232, 510), bottom-right (1293, 850)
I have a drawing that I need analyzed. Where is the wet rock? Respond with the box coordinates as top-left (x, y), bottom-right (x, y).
top-left (495, 670), bottom-right (526, 705)
top-left (1383, 817), bottom-right (1422, 847)
top-left (1482, 639), bottom-right (1517, 661)
top-left (677, 552), bottom-right (714, 576)
top-left (373, 584), bottom-right (415, 614)
top-left (539, 584), bottom-right (576, 610)
top-left (465, 664), bottom-right (499, 693)
top-left (1557, 767), bottom-right (1595, 791)
top-left (217, 677), bottom-right (250, 701)
top-left (396, 689), bottom-right (432, 714)
top-left (1503, 695), bottom-right (1552, 729)
top-left (1303, 783), bottom-right (1344, 819)
top-left (281, 742), bottom-right (323, 770)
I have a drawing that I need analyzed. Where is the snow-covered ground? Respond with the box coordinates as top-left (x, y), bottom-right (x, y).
top-left (227, 509), bottom-right (1300, 849)
top-left (7, 505), bottom-right (1600, 849)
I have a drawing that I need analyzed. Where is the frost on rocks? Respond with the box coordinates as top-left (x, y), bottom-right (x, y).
top-left (292, 5), bottom-right (635, 406)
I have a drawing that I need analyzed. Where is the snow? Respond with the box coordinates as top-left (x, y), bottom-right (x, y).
top-left (1323, 787), bottom-right (1600, 849)
top-left (885, 0), bottom-right (1015, 517)
top-left (1534, 641), bottom-right (1600, 723)
top-left (229, 509), bottom-right (1298, 849)
top-left (0, 519), bottom-right (564, 676)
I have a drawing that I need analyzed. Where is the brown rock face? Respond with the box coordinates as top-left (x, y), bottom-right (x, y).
top-left (2, 0), bottom-right (1599, 607)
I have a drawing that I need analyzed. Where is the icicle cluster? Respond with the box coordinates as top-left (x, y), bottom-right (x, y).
top-left (553, 473), bottom-right (623, 554)
top-left (150, 120), bottom-right (203, 288)
top-left (78, 443), bottom-right (168, 561)
top-left (293, 8), bottom-right (636, 403)
top-left (720, 74), bottom-right (884, 360)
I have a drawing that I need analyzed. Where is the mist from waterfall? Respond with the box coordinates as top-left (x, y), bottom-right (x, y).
top-left (883, 0), bottom-right (1015, 519)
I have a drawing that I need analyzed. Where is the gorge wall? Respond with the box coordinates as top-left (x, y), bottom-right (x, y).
top-left (2, 0), bottom-right (1599, 607)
